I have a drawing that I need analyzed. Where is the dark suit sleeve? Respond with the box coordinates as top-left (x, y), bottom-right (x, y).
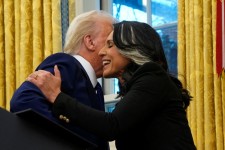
top-left (10, 53), bottom-right (77, 121)
top-left (10, 81), bottom-right (52, 114)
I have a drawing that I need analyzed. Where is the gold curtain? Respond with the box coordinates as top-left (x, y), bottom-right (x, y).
top-left (69, 0), bottom-right (75, 23)
top-left (0, 0), bottom-right (75, 110)
top-left (178, 0), bottom-right (225, 149)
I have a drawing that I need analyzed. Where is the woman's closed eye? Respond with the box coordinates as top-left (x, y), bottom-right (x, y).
top-left (107, 40), bottom-right (114, 48)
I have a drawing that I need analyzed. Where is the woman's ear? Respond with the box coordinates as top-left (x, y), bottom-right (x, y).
top-left (83, 35), bottom-right (95, 51)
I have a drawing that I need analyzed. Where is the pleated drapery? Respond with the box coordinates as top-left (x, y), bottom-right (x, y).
top-left (69, 0), bottom-right (75, 23)
top-left (0, 0), bottom-right (75, 110)
top-left (178, 0), bottom-right (225, 149)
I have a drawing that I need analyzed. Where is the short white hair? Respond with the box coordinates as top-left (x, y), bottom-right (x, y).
top-left (64, 10), bottom-right (116, 54)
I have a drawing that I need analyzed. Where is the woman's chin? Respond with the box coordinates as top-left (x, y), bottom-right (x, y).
top-left (103, 72), bottom-right (115, 78)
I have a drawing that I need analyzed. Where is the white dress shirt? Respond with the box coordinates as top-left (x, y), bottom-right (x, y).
top-left (73, 55), bottom-right (97, 88)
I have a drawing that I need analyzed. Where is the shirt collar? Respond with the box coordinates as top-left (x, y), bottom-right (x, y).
top-left (73, 55), bottom-right (97, 88)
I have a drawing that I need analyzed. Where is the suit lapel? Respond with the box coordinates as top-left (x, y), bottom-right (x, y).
top-left (73, 58), bottom-right (102, 110)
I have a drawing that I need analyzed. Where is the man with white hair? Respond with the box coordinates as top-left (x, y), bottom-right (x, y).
top-left (10, 10), bottom-right (117, 150)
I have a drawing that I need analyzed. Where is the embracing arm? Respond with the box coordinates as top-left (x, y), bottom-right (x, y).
top-left (28, 64), bottom-right (167, 141)
top-left (28, 66), bottom-right (119, 140)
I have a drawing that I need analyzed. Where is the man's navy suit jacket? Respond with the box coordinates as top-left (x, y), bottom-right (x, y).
top-left (10, 53), bottom-right (105, 147)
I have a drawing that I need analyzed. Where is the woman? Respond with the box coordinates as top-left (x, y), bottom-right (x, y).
top-left (28, 21), bottom-right (196, 149)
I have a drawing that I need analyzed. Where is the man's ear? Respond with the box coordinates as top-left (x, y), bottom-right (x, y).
top-left (83, 35), bottom-right (95, 51)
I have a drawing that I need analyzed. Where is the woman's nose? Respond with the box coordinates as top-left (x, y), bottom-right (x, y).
top-left (99, 48), bottom-right (106, 56)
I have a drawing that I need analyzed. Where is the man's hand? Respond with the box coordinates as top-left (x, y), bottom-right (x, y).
top-left (27, 65), bottom-right (62, 103)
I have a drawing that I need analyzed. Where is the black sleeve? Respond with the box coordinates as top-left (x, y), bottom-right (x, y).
top-left (52, 92), bottom-right (120, 141)
top-left (52, 73), bottom-right (167, 140)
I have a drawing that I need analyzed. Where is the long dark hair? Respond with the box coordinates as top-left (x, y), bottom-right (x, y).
top-left (113, 21), bottom-right (192, 109)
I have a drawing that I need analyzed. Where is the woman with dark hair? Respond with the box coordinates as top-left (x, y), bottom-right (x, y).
top-left (28, 21), bottom-right (196, 150)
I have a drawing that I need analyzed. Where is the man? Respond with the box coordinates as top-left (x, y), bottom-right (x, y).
top-left (10, 10), bottom-right (116, 150)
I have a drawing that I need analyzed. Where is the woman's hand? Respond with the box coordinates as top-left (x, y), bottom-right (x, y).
top-left (27, 65), bottom-right (61, 103)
